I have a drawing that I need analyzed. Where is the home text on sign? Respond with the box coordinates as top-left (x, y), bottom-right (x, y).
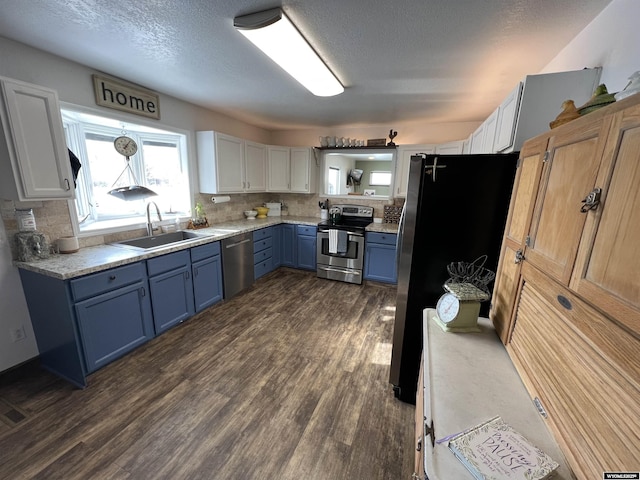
top-left (92, 74), bottom-right (160, 120)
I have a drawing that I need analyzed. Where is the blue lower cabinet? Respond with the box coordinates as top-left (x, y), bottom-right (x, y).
top-left (75, 280), bottom-right (154, 373)
top-left (272, 224), bottom-right (282, 268)
top-left (364, 232), bottom-right (398, 284)
top-left (280, 224), bottom-right (296, 267)
top-left (191, 242), bottom-right (223, 312)
top-left (147, 251), bottom-right (195, 334)
top-left (192, 254), bottom-right (223, 312)
top-left (296, 225), bottom-right (317, 271)
top-left (254, 227), bottom-right (275, 279)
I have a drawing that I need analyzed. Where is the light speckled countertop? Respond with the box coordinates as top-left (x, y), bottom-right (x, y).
top-left (15, 216), bottom-right (400, 280)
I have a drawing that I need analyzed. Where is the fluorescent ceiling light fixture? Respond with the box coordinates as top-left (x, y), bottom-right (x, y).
top-left (234, 8), bottom-right (344, 97)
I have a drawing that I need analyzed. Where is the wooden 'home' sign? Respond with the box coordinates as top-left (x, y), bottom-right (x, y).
top-left (93, 74), bottom-right (160, 120)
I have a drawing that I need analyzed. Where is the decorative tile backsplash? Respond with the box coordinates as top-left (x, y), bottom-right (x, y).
top-left (1, 194), bottom-right (404, 260)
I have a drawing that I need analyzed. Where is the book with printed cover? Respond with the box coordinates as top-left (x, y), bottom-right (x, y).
top-left (448, 416), bottom-right (559, 480)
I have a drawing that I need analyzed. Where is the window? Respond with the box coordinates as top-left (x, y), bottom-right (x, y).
top-left (328, 166), bottom-right (340, 194)
top-left (369, 171), bottom-right (392, 186)
top-left (62, 109), bottom-right (191, 234)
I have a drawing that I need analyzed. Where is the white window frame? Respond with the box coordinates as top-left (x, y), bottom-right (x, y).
top-left (61, 104), bottom-right (192, 237)
top-left (369, 170), bottom-right (392, 186)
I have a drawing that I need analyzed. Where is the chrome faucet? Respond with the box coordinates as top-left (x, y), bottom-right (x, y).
top-left (146, 201), bottom-right (162, 236)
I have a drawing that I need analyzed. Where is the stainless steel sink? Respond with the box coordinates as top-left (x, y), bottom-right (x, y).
top-left (110, 230), bottom-right (210, 251)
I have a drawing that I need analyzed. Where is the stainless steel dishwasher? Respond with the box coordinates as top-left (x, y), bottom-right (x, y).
top-left (221, 232), bottom-right (254, 299)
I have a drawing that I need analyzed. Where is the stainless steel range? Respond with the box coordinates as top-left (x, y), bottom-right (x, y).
top-left (316, 204), bottom-right (373, 284)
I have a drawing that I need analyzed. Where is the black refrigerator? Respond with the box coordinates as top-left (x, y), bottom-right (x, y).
top-left (389, 153), bottom-right (518, 403)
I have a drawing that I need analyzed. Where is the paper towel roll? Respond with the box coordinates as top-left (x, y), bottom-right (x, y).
top-left (211, 196), bottom-right (231, 204)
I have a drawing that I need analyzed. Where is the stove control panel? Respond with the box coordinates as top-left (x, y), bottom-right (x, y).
top-left (337, 205), bottom-right (373, 218)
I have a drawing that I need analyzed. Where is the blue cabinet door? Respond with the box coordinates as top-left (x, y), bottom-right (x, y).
top-left (280, 224), bottom-right (297, 267)
top-left (272, 224), bottom-right (282, 269)
top-left (75, 280), bottom-right (154, 373)
top-left (148, 265), bottom-right (195, 334)
top-left (364, 242), bottom-right (398, 284)
top-left (192, 254), bottom-right (223, 312)
top-left (297, 234), bottom-right (317, 270)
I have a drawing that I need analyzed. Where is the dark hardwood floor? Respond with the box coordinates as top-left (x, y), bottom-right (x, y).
top-left (0, 268), bottom-right (414, 479)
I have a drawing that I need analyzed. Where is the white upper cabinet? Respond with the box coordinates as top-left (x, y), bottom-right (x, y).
top-left (267, 146), bottom-right (316, 193)
top-left (395, 144), bottom-right (435, 197)
top-left (266, 146), bottom-right (290, 192)
top-left (493, 82), bottom-right (523, 152)
top-left (290, 147), bottom-right (315, 193)
top-left (498, 68), bottom-right (601, 152)
top-left (470, 68), bottom-right (601, 154)
top-left (197, 132), bottom-right (267, 194)
top-left (435, 140), bottom-right (464, 155)
top-left (244, 140), bottom-right (266, 192)
top-left (0, 76), bottom-right (74, 200)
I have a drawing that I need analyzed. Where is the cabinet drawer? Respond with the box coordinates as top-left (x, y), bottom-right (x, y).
top-left (366, 232), bottom-right (397, 245)
top-left (147, 250), bottom-right (191, 277)
top-left (253, 236), bottom-right (273, 253)
top-left (254, 246), bottom-right (273, 265)
top-left (254, 258), bottom-right (273, 279)
top-left (253, 227), bottom-right (272, 241)
top-left (296, 225), bottom-right (316, 237)
top-left (190, 241), bottom-right (220, 262)
top-left (71, 262), bottom-right (146, 302)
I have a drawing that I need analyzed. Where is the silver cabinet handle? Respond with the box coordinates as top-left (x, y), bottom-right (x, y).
top-left (580, 187), bottom-right (602, 213)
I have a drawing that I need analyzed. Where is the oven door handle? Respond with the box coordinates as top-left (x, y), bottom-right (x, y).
top-left (320, 266), bottom-right (362, 276)
top-left (318, 230), bottom-right (364, 237)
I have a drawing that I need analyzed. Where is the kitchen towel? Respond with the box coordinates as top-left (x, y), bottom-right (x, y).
top-left (337, 230), bottom-right (348, 254)
top-left (329, 229), bottom-right (338, 254)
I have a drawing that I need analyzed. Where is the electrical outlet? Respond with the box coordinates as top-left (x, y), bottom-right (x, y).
top-left (10, 326), bottom-right (26, 343)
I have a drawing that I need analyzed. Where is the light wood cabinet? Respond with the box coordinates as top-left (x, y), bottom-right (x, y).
top-left (525, 115), bottom-right (607, 285)
top-left (491, 93), bottom-right (640, 479)
top-left (0, 76), bottom-right (74, 200)
top-left (570, 103), bottom-right (640, 333)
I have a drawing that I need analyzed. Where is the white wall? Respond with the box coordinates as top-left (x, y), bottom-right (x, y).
top-left (0, 36), bottom-right (273, 144)
top-left (0, 219), bottom-right (38, 370)
top-left (541, 0), bottom-right (640, 93)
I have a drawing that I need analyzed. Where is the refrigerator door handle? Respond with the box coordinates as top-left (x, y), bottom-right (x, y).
top-left (425, 156), bottom-right (447, 182)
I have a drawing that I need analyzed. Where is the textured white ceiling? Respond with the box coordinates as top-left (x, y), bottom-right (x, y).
top-left (0, 0), bottom-right (613, 130)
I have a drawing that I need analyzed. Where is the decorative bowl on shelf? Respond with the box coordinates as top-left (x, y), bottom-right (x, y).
top-left (244, 210), bottom-right (258, 220)
top-left (254, 206), bottom-right (269, 218)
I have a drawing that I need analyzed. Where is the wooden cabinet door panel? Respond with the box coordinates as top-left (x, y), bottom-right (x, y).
top-left (505, 139), bottom-right (546, 245)
top-left (490, 243), bottom-right (522, 344)
top-left (571, 107), bottom-right (640, 334)
top-left (508, 266), bottom-right (640, 480)
top-left (490, 137), bottom-right (545, 342)
top-left (525, 119), bottom-right (607, 284)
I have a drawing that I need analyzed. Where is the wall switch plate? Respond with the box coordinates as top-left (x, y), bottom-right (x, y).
top-left (10, 326), bottom-right (26, 343)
